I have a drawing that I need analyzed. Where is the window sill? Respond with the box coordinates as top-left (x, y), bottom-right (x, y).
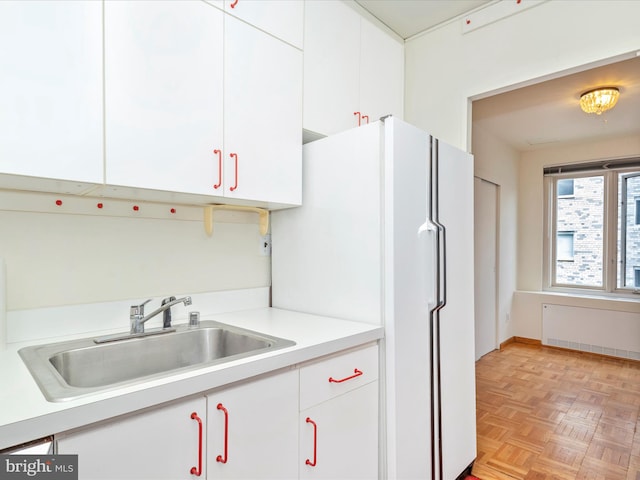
top-left (522, 289), bottom-right (640, 311)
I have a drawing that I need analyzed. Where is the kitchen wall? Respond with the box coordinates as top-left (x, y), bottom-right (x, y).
top-left (0, 193), bottom-right (270, 312)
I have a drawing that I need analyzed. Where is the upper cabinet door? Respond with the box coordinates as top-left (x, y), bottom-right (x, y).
top-left (302, 1), bottom-right (404, 137)
top-left (224, 16), bottom-right (302, 206)
top-left (303, 1), bottom-right (360, 136)
top-left (224, 0), bottom-right (303, 49)
top-left (359, 19), bottom-right (404, 125)
top-left (0, 1), bottom-right (103, 183)
top-left (104, 1), bottom-right (224, 195)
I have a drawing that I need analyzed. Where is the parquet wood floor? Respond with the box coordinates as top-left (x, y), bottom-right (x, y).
top-left (472, 343), bottom-right (640, 480)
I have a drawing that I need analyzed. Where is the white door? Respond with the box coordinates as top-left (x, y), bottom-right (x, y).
top-left (224, 15), bottom-right (302, 205)
top-left (104, 1), bottom-right (224, 195)
top-left (0, 1), bottom-right (103, 183)
top-left (474, 177), bottom-right (498, 360)
top-left (206, 369), bottom-right (299, 480)
top-left (299, 382), bottom-right (378, 480)
top-left (56, 396), bottom-right (207, 479)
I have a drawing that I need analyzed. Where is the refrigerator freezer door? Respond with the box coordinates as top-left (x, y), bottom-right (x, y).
top-left (382, 118), bottom-right (433, 480)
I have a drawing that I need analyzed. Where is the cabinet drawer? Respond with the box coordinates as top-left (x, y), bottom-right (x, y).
top-left (299, 344), bottom-right (378, 410)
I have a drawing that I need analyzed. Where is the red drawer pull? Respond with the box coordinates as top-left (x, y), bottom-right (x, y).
top-left (229, 153), bottom-right (239, 192)
top-left (190, 412), bottom-right (203, 477)
top-left (354, 111), bottom-right (362, 126)
top-left (216, 403), bottom-right (229, 464)
top-left (362, 114), bottom-right (369, 124)
top-left (213, 149), bottom-right (222, 190)
top-left (328, 368), bottom-right (363, 383)
top-left (305, 417), bottom-right (317, 467)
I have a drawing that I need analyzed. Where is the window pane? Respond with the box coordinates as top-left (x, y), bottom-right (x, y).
top-left (555, 176), bottom-right (604, 287)
top-left (557, 179), bottom-right (574, 197)
top-left (618, 173), bottom-right (640, 288)
top-left (557, 232), bottom-right (574, 261)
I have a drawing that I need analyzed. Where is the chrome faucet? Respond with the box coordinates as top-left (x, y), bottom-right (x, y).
top-left (130, 296), bottom-right (192, 334)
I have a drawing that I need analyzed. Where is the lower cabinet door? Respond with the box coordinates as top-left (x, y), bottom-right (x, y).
top-left (300, 381), bottom-right (379, 480)
top-left (206, 369), bottom-right (299, 480)
top-left (56, 396), bottom-right (206, 479)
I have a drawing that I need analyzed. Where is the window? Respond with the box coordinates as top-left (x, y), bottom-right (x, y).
top-left (545, 165), bottom-right (640, 294)
top-left (556, 231), bottom-right (575, 261)
top-left (557, 179), bottom-right (574, 197)
top-left (619, 174), bottom-right (640, 288)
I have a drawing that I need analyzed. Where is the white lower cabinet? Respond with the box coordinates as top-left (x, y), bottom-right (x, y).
top-left (56, 396), bottom-right (207, 479)
top-left (55, 347), bottom-right (378, 480)
top-left (206, 369), bottom-right (299, 480)
top-left (299, 345), bottom-right (379, 480)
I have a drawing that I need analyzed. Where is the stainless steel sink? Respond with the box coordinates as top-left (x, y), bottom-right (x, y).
top-left (19, 321), bottom-right (295, 402)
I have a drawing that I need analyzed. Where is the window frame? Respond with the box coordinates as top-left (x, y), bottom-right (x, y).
top-left (544, 166), bottom-right (640, 296)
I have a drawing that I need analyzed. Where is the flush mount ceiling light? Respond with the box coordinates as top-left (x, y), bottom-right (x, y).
top-left (579, 87), bottom-right (620, 115)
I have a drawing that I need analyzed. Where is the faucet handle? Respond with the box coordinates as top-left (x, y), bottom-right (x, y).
top-left (130, 298), bottom-right (152, 318)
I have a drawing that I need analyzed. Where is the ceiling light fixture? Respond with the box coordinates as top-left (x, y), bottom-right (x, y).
top-left (579, 87), bottom-right (620, 115)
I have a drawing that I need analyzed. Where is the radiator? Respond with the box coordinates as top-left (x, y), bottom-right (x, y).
top-left (542, 303), bottom-right (640, 360)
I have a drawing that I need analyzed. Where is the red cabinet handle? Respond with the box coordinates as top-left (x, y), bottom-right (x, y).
top-left (229, 153), bottom-right (239, 192)
top-left (328, 368), bottom-right (363, 383)
top-left (305, 417), bottom-right (317, 467)
top-left (362, 115), bottom-right (369, 124)
top-left (230, 0), bottom-right (238, 7)
top-left (354, 111), bottom-right (362, 126)
top-left (190, 412), bottom-right (203, 477)
top-left (213, 149), bottom-right (222, 190)
top-left (216, 403), bottom-right (229, 464)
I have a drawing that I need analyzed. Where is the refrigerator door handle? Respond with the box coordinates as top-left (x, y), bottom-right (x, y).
top-left (418, 220), bottom-right (439, 311)
top-left (435, 222), bottom-right (446, 310)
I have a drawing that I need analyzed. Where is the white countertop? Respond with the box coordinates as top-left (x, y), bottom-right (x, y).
top-left (0, 307), bottom-right (383, 451)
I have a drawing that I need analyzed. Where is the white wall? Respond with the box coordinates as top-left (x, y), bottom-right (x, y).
top-left (0, 194), bottom-right (270, 311)
top-left (405, 0), bottom-right (640, 151)
top-left (472, 123), bottom-right (519, 344)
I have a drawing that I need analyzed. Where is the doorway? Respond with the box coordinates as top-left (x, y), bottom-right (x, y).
top-left (474, 177), bottom-right (499, 360)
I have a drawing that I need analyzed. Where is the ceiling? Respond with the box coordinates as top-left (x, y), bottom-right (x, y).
top-left (354, 0), bottom-right (640, 153)
top-left (355, 0), bottom-right (491, 39)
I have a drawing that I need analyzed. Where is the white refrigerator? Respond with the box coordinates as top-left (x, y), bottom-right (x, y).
top-left (272, 117), bottom-right (476, 480)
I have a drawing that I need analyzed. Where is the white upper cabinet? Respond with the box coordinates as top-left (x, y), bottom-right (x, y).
top-left (303, 1), bottom-right (360, 136)
top-left (223, 16), bottom-right (302, 206)
top-left (104, 1), bottom-right (224, 196)
top-left (223, 0), bottom-right (304, 49)
top-left (359, 18), bottom-right (404, 125)
top-left (104, 1), bottom-right (302, 206)
top-left (303, 1), bottom-right (404, 137)
top-left (0, 1), bottom-right (103, 184)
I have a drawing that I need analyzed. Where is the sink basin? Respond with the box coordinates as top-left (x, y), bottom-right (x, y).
top-left (19, 321), bottom-right (295, 402)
